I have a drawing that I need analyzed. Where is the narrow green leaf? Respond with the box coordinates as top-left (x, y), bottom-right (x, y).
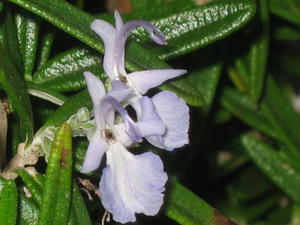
top-left (0, 177), bottom-right (18, 225)
top-left (26, 81), bottom-right (67, 105)
top-left (165, 179), bottom-right (237, 225)
top-left (269, 0), bottom-right (300, 27)
top-left (33, 48), bottom-right (104, 92)
top-left (261, 76), bottom-right (300, 161)
top-left (0, 46), bottom-right (34, 142)
top-left (0, 2), bottom-right (23, 73)
top-left (19, 193), bottom-right (39, 225)
top-left (220, 88), bottom-right (278, 139)
top-left (70, 185), bottom-right (92, 225)
top-left (241, 134), bottom-right (300, 204)
top-left (38, 123), bottom-right (72, 225)
top-left (15, 10), bottom-right (40, 79)
top-left (7, 0), bottom-right (254, 106)
top-left (131, 0), bottom-right (162, 10)
top-left (132, 0), bottom-right (257, 60)
top-left (36, 30), bottom-right (55, 69)
top-left (274, 26), bottom-right (300, 41)
top-left (235, 0), bottom-right (269, 101)
top-left (45, 90), bottom-right (92, 126)
top-left (18, 169), bottom-right (43, 205)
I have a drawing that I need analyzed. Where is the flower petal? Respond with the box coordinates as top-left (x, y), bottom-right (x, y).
top-left (108, 80), bottom-right (133, 102)
top-left (114, 20), bottom-right (166, 75)
top-left (100, 142), bottom-right (167, 223)
top-left (132, 96), bottom-right (165, 137)
top-left (128, 69), bottom-right (187, 94)
top-left (149, 91), bottom-right (189, 150)
top-left (80, 131), bottom-right (108, 173)
top-left (91, 19), bottom-right (117, 79)
top-left (114, 10), bottom-right (124, 31)
top-left (84, 71), bottom-right (106, 128)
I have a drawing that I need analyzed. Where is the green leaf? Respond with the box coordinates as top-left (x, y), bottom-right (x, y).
top-left (26, 81), bottom-right (67, 105)
top-left (234, 0), bottom-right (269, 101)
top-left (14, 10), bottom-right (40, 80)
top-left (18, 169), bottom-right (43, 205)
top-left (70, 185), bottom-right (92, 225)
top-left (132, 0), bottom-right (257, 60)
top-left (45, 90), bottom-right (92, 126)
top-left (241, 134), bottom-right (300, 204)
top-left (19, 193), bottom-right (39, 225)
top-left (7, 0), bottom-right (255, 106)
top-left (131, 0), bottom-right (162, 10)
top-left (38, 123), bottom-right (73, 225)
top-left (0, 2), bottom-right (23, 73)
top-left (0, 177), bottom-right (18, 225)
top-left (269, 0), bottom-right (300, 27)
top-left (0, 46), bottom-right (34, 142)
top-left (36, 29), bottom-right (55, 69)
top-left (165, 179), bottom-right (236, 225)
top-left (274, 26), bottom-right (300, 41)
top-left (261, 76), bottom-right (300, 161)
top-left (220, 88), bottom-right (278, 139)
top-left (33, 48), bottom-right (104, 92)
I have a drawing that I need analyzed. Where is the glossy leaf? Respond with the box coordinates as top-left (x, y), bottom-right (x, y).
top-left (33, 48), bottom-right (104, 92)
top-left (269, 0), bottom-right (300, 27)
top-left (0, 2), bottom-right (23, 73)
top-left (36, 30), bottom-right (55, 69)
top-left (165, 179), bottom-right (237, 225)
top-left (19, 193), bottom-right (39, 225)
top-left (0, 177), bottom-right (18, 225)
top-left (0, 46), bottom-right (34, 142)
top-left (7, 0), bottom-right (255, 106)
top-left (241, 134), bottom-right (300, 204)
top-left (132, 0), bottom-right (257, 60)
top-left (37, 123), bottom-right (72, 225)
top-left (15, 10), bottom-right (40, 80)
top-left (45, 90), bottom-right (92, 126)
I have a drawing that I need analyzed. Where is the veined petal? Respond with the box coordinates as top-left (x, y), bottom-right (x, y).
top-left (128, 69), bottom-right (187, 94)
top-left (100, 142), bottom-right (167, 223)
top-left (80, 131), bottom-right (108, 173)
top-left (91, 19), bottom-right (117, 79)
top-left (84, 71), bottom-right (106, 128)
top-left (150, 91), bottom-right (189, 151)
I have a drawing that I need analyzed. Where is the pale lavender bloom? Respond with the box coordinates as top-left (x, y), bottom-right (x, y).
top-left (91, 11), bottom-right (187, 95)
top-left (132, 91), bottom-right (190, 151)
top-left (81, 72), bottom-right (167, 223)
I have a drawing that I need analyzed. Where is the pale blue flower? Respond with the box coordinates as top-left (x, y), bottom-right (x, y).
top-left (91, 11), bottom-right (187, 95)
top-left (80, 72), bottom-right (167, 223)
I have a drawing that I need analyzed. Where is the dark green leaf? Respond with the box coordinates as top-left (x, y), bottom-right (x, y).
top-left (269, 0), bottom-right (300, 27)
top-left (132, 0), bottom-right (257, 60)
top-left (14, 10), bottom-right (40, 79)
top-left (33, 48), bottom-right (104, 92)
top-left (0, 46), bottom-right (34, 142)
top-left (45, 90), bottom-right (92, 126)
top-left (220, 88), bottom-right (278, 138)
top-left (36, 30), bottom-right (55, 69)
top-left (165, 179), bottom-right (236, 225)
top-left (261, 76), bottom-right (300, 161)
top-left (0, 2), bottom-right (23, 73)
top-left (234, 0), bottom-right (269, 101)
top-left (274, 26), bottom-right (300, 41)
top-left (0, 177), bottom-right (18, 225)
top-left (241, 134), bottom-right (300, 204)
